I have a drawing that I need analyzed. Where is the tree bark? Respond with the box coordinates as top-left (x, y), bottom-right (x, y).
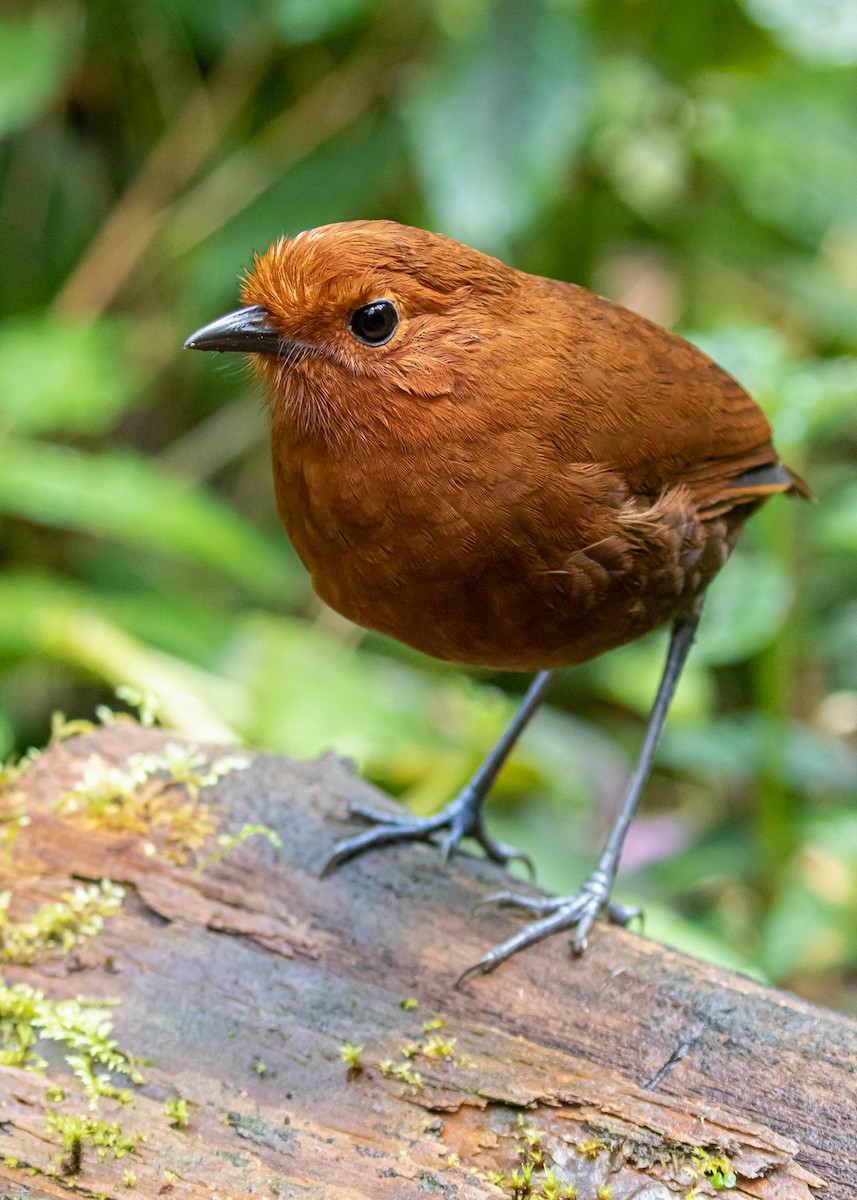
top-left (0, 724), bottom-right (852, 1199)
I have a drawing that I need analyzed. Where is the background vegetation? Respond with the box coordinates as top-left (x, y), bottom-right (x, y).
top-left (2, 0), bottom-right (856, 1008)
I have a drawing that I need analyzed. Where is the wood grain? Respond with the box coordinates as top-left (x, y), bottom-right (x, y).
top-left (1, 725), bottom-right (853, 1198)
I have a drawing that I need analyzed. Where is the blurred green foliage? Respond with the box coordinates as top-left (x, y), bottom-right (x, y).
top-left (1, 0), bottom-right (856, 1006)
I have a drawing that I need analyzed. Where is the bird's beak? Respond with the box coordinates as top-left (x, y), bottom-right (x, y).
top-left (184, 305), bottom-right (285, 354)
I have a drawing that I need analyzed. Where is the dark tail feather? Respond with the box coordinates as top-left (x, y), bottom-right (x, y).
top-left (728, 460), bottom-right (813, 502)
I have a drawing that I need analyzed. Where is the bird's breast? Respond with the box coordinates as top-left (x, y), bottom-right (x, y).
top-left (270, 436), bottom-right (736, 671)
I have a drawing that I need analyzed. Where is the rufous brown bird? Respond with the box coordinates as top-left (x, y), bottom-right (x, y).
top-left (185, 220), bottom-right (809, 981)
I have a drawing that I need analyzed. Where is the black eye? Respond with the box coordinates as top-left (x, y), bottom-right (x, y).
top-left (348, 299), bottom-right (398, 346)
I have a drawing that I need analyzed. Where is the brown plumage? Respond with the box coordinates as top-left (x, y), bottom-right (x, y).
top-left (186, 219), bottom-right (808, 980)
top-left (240, 221), bottom-right (806, 668)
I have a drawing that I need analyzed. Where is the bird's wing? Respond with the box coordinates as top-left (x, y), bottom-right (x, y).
top-left (553, 283), bottom-right (810, 515)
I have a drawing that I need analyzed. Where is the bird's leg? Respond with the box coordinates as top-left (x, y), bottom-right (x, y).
top-left (458, 605), bottom-right (702, 985)
top-left (322, 670), bottom-right (554, 875)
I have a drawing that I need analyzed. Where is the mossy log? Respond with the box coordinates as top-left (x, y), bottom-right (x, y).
top-left (0, 724), bottom-right (854, 1199)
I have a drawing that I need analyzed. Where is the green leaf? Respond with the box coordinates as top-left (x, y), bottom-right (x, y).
top-left (694, 549), bottom-right (794, 667)
top-left (176, 117), bottom-right (400, 306)
top-left (0, 439), bottom-right (292, 603)
top-left (0, 317), bottom-right (143, 436)
top-left (774, 355), bottom-right (857, 447)
top-left (402, 0), bottom-right (591, 252)
top-left (740, 0), bottom-right (857, 65)
top-left (663, 713), bottom-right (857, 794)
top-left (221, 614), bottom-right (570, 808)
top-left (761, 811), bottom-right (857, 980)
top-left (223, 613), bottom-right (465, 770)
top-left (688, 327), bottom-right (857, 449)
top-left (0, 12), bottom-right (80, 137)
top-left (590, 632), bottom-right (712, 721)
top-left (0, 574), bottom-right (242, 742)
top-left (816, 483), bottom-right (857, 557)
top-left (642, 902), bottom-right (766, 980)
top-left (0, 570), bottom-right (231, 667)
top-left (0, 708), bottom-right (13, 760)
top-left (269, 0), bottom-right (377, 44)
top-left (685, 326), bottom-right (790, 411)
top-left (695, 72), bottom-right (857, 246)
top-left (589, 55), bottom-right (690, 219)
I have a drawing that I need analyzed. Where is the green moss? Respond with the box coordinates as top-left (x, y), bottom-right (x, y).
top-left (194, 822), bottom-right (282, 874)
top-left (47, 1108), bottom-right (141, 1165)
top-left (488, 1115), bottom-right (578, 1199)
top-left (50, 713), bottom-right (100, 742)
top-left (423, 1034), bottom-right (457, 1057)
top-left (691, 1146), bottom-right (737, 1189)
top-left (391, 1061), bottom-right (423, 1089)
top-left (165, 1097), bottom-right (189, 1128)
top-left (0, 744), bottom-right (36, 863)
top-left (54, 742), bottom-right (250, 864)
top-left (373, 1010), bottom-right (475, 1092)
top-left (0, 806), bottom-right (30, 862)
top-left (0, 979), bottom-right (143, 1101)
top-left (539, 1172), bottom-right (577, 1200)
top-left (338, 1041), bottom-right (365, 1070)
top-left (0, 746), bottom-right (41, 790)
top-left (0, 879), bottom-right (124, 964)
top-left (54, 686), bottom-right (158, 738)
top-left (482, 1113), bottom-right (737, 1199)
top-left (561, 1121), bottom-right (740, 1192)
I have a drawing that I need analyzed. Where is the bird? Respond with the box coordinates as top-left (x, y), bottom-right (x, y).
top-left (185, 219), bottom-right (809, 982)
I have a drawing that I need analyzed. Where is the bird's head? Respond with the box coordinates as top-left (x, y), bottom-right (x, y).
top-left (185, 220), bottom-right (518, 443)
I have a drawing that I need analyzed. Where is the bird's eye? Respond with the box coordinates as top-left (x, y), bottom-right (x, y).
top-left (348, 299), bottom-right (398, 346)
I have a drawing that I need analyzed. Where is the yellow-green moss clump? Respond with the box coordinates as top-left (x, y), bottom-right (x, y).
top-left (1, 880), bottom-right (124, 965)
top-left (0, 700), bottom-right (268, 1178)
top-left (0, 979), bottom-right (144, 1103)
top-left (54, 740), bottom-right (251, 863)
top-left (47, 1109), bottom-right (142, 1165)
top-left (484, 1114), bottom-right (741, 1199)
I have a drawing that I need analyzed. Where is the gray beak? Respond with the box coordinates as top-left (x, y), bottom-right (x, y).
top-left (184, 305), bottom-right (285, 354)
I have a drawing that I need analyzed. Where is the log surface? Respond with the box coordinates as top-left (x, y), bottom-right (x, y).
top-left (0, 725), bottom-right (854, 1199)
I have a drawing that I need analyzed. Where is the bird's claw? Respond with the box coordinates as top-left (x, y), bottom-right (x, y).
top-left (321, 795), bottom-right (533, 877)
top-left (457, 877), bottom-right (641, 987)
top-left (320, 810), bottom-right (443, 875)
top-left (347, 801), bottom-right (420, 828)
top-left (443, 824), bottom-right (535, 876)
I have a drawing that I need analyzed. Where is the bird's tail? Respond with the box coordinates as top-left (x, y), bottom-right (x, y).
top-left (698, 459), bottom-right (813, 519)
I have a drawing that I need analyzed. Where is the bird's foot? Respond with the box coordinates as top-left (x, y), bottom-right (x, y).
top-left (321, 786), bottom-right (534, 876)
top-left (457, 870), bottom-right (641, 986)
